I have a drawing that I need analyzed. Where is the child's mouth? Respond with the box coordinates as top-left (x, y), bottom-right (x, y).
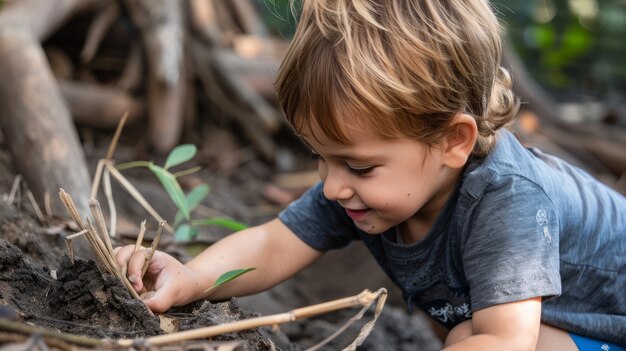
top-left (345, 208), bottom-right (370, 220)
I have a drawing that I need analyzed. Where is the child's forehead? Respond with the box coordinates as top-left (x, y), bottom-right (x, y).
top-left (297, 114), bottom-right (398, 149)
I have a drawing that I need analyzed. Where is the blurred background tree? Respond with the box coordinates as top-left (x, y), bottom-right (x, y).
top-left (498, 0), bottom-right (626, 123)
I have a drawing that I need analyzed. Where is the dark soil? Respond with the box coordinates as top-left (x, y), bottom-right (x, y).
top-left (0, 133), bottom-right (442, 350)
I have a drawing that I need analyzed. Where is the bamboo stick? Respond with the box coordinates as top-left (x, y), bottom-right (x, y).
top-left (142, 220), bottom-right (164, 277)
top-left (89, 198), bottom-right (113, 255)
top-left (116, 289), bottom-right (387, 347)
top-left (103, 167), bottom-right (117, 238)
top-left (134, 220), bottom-right (147, 252)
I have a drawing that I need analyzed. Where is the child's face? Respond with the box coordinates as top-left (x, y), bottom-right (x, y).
top-left (303, 121), bottom-right (460, 235)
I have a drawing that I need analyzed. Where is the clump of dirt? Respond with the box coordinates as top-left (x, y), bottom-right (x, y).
top-left (0, 238), bottom-right (276, 349)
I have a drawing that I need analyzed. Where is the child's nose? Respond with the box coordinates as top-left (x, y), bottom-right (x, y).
top-left (322, 172), bottom-right (354, 201)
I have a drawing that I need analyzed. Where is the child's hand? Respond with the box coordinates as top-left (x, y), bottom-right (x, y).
top-left (114, 245), bottom-right (202, 313)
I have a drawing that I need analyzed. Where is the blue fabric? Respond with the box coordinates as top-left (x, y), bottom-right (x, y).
top-left (278, 129), bottom-right (626, 344)
top-left (570, 332), bottom-right (626, 351)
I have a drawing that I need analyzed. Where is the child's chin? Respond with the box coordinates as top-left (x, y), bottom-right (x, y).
top-left (355, 222), bottom-right (389, 235)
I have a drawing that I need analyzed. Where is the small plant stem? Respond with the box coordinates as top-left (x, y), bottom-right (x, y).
top-left (142, 220), bottom-right (164, 277)
top-left (105, 162), bottom-right (174, 234)
top-left (172, 166), bottom-right (201, 178)
top-left (89, 198), bottom-right (114, 254)
top-left (117, 289), bottom-right (387, 347)
top-left (114, 160), bottom-right (151, 171)
top-left (105, 111), bottom-right (128, 161)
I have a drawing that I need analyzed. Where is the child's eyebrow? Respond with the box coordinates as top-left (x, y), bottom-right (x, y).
top-left (330, 152), bottom-right (382, 163)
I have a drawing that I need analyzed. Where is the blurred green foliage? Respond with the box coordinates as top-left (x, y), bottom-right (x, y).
top-left (255, 0), bottom-right (299, 39)
top-left (255, 0), bottom-right (626, 102)
top-left (495, 0), bottom-right (626, 100)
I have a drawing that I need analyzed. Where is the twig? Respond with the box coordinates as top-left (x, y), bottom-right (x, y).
top-left (64, 229), bottom-right (88, 264)
top-left (59, 189), bottom-right (144, 303)
top-left (6, 174), bottom-right (22, 204)
top-left (0, 319), bottom-right (103, 348)
top-left (142, 220), bottom-right (164, 277)
top-left (103, 167), bottom-right (117, 238)
top-left (105, 111), bottom-right (128, 161)
top-left (90, 159), bottom-right (105, 200)
top-left (89, 198), bottom-right (114, 254)
top-left (134, 220), bottom-right (147, 253)
top-left (117, 289), bottom-right (388, 347)
top-left (25, 186), bottom-right (45, 224)
top-left (105, 162), bottom-right (174, 234)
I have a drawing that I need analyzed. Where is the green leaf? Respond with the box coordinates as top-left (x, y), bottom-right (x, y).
top-left (173, 184), bottom-right (210, 227)
top-left (164, 144), bottom-right (197, 170)
top-left (148, 163), bottom-right (190, 220)
top-left (192, 217), bottom-right (248, 232)
top-left (213, 268), bottom-right (256, 289)
top-left (174, 224), bottom-right (195, 241)
top-left (186, 184), bottom-right (210, 210)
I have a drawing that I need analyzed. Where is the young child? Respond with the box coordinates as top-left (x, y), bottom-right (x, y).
top-left (115, 0), bottom-right (626, 349)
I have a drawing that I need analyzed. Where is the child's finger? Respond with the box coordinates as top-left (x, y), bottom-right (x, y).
top-left (126, 249), bottom-right (150, 291)
top-left (113, 245), bottom-right (135, 267)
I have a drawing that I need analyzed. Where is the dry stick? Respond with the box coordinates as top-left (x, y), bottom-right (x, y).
top-left (86, 216), bottom-right (143, 302)
top-left (105, 162), bottom-right (174, 234)
top-left (142, 220), bottom-right (164, 277)
top-left (89, 198), bottom-right (114, 254)
top-left (25, 186), bottom-right (45, 223)
top-left (105, 111), bottom-right (129, 161)
top-left (0, 319), bottom-right (103, 348)
top-left (309, 287), bottom-right (388, 351)
top-left (90, 159), bottom-right (105, 199)
top-left (59, 189), bottom-right (86, 229)
top-left (134, 220), bottom-right (147, 253)
top-left (116, 289), bottom-right (388, 348)
top-left (102, 167), bottom-right (117, 238)
top-left (85, 217), bottom-right (117, 274)
top-left (59, 189), bottom-right (143, 302)
top-left (7, 174), bottom-right (22, 204)
top-left (63, 229), bottom-right (89, 264)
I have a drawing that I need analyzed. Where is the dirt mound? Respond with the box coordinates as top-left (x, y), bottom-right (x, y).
top-left (0, 239), bottom-right (276, 349)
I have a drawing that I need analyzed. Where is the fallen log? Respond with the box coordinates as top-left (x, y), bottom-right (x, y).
top-left (59, 80), bottom-right (143, 129)
top-left (0, 0), bottom-right (98, 216)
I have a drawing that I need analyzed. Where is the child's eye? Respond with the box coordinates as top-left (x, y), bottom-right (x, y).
top-left (348, 165), bottom-right (374, 176)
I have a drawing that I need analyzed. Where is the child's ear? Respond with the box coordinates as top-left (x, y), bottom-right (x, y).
top-left (442, 114), bottom-right (478, 169)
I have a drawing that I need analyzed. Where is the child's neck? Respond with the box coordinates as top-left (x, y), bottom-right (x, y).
top-left (399, 219), bottom-right (432, 244)
top-left (400, 168), bottom-right (462, 244)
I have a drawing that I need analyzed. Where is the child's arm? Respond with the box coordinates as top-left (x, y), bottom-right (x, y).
top-left (115, 218), bottom-right (323, 312)
top-left (443, 297), bottom-right (541, 350)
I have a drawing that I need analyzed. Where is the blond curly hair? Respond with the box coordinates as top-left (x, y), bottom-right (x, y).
top-left (275, 0), bottom-right (520, 156)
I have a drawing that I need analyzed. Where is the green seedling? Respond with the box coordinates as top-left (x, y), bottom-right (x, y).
top-left (116, 144), bottom-right (248, 242)
top-left (203, 268), bottom-right (256, 294)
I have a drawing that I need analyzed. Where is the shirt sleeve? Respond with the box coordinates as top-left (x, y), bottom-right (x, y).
top-left (278, 182), bottom-right (359, 251)
top-left (462, 176), bottom-right (562, 311)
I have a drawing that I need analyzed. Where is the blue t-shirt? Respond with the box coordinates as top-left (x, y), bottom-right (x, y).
top-left (278, 130), bottom-right (626, 345)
